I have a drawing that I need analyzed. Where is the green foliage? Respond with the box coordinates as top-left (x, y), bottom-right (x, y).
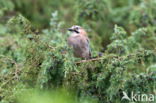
top-left (0, 0), bottom-right (14, 17)
top-left (7, 14), bottom-right (33, 34)
top-left (0, 0), bottom-right (156, 103)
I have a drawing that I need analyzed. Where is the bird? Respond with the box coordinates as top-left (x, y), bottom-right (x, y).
top-left (67, 25), bottom-right (91, 59)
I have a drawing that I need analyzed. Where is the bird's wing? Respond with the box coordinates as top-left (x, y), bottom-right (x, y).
top-left (86, 37), bottom-right (91, 57)
top-left (78, 35), bottom-right (91, 56)
top-left (78, 35), bottom-right (89, 48)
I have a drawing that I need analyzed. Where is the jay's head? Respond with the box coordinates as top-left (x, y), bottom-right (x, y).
top-left (68, 25), bottom-right (87, 35)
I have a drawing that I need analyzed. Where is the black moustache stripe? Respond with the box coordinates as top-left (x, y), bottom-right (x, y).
top-left (74, 30), bottom-right (79, 33)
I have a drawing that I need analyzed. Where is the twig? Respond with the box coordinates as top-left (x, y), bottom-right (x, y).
top-left (0, 77), bottom-right (15, 88)
top-left (0, 55), bottom-right (22, 87)
top-left (75, 57), bottom-right (104, 64)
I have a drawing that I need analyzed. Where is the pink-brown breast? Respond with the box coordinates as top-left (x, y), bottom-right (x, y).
top-left (67, 34), bottom-right (91, 59)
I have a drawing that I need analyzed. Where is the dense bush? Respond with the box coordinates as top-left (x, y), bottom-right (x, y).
top-left (0, 0), bottom-right (156, 103)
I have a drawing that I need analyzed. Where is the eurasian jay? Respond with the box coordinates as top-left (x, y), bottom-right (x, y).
top-left (67, 25), bottom-right (91, 59)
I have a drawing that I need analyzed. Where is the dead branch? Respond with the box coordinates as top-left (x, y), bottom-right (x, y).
top-left (75, 57), bottom-right (104, 64)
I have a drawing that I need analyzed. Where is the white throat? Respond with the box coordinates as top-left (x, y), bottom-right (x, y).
top-left (72, 32), bottom-right (79, 36)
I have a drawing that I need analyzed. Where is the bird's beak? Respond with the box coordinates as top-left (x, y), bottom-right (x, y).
top-left (68, 28), bottom-right (74, 31)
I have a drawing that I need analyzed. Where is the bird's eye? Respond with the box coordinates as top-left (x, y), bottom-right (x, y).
top-left (75, 27), bottom-right (79, 30)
